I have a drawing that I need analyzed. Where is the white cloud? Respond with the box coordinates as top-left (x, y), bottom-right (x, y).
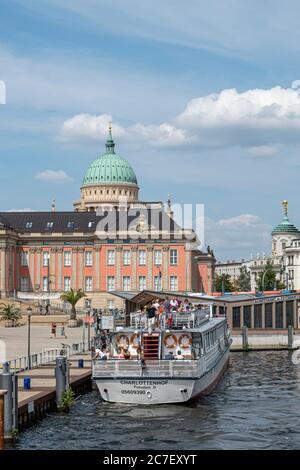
top-left (248, 145), bottom-right (278, 157)
top-left (35, 170), bottom-right (71, 182)
top-left (60, 84), bottom-right (300, 150)
top-left (6, 208), bottom-right (35, 212)
top-left (205, 214), bottom-right (272, 259)
top-left (60, 113), bottom-right (189, 147)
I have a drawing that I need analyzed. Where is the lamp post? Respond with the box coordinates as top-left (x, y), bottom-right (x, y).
top-left (27, 306), bottom-right (32, 369)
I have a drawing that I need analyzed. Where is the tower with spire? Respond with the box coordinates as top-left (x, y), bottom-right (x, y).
top-left (271, 200), bottom-right (299, 257)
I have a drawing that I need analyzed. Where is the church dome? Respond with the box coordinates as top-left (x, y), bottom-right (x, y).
top-left (82, 128), bottom-right (138, 187)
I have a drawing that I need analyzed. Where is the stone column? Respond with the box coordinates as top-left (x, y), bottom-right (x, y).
top-left (162, 246), bottom-right (169, 291)
top-left (185, 247), bottom-right (191, 291)
top-left (95, 247), bottom-right (100, 291)
top-left (116, 247), bottom-right (122, 290)
top-left (131, 246), bottom-right (138, 291)
top-left (261, 304), bottom-right (266, 328)
top-left (78, 248), bottom-right (84, 290)
top-left (147, 246), bottom-right (154, 290)
top-left (72, 249), bottom-right (77, 290)
top-left (15, 247), bottom-right (20, 292)
top-left (35, 248), bottom-right (41, 289)
top-left (29, 248), bottom-right (35, 291)
top-left (57, 248), bottom-right (63, 291)
top-left (50, 248), bottom-right (57, 291)
top-left (0, 247), bottom-right (6, 295)
top-left (272, 302), bottom-right (276, 329)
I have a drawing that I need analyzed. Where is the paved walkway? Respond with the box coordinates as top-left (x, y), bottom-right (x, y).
top-left (0, 324), bottom-right (94, 361)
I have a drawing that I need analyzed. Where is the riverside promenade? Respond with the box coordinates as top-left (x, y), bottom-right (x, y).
top-left (0, 323), bottom-right (94, 432)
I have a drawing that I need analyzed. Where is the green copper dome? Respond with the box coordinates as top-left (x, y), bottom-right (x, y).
top-left (272, 201), bottom-right (299, 235)
top-left (82, 128), bottom-right (138, 187)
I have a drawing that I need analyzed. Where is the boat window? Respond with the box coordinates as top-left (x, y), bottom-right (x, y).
top-left (232, 307), bottom-right (241, 328)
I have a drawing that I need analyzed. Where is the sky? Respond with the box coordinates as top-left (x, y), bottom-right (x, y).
top-left (1, 0), bottom-right (300, 260)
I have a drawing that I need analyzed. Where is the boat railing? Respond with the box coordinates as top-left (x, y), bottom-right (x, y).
top-left (93, 358), bottom-right (206, 378)
top-left (130, 308), bottom-right (210, 330)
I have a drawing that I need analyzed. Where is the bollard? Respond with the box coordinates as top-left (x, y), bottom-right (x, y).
top-left (0, 362), bottom-right (17, 438)
top-left (242, 325), bottom-right (249, 351)
top-left (0, 390), bottom-right (7, 450)
top-left (23, 377), bottom-right (31, 390)
top-left (78, 359), bottom-right (84, 368)
top-left (55, 356), bottom-right (67, 408)
top-left (288, 325), bottom-right (294, 350)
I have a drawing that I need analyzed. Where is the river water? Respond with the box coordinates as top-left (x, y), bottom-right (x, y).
top-left (14, 351), bottom-right (300, 450)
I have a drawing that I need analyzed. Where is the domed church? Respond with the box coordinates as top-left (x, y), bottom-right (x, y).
top-left (0, 125), bottom-right (215, 308)
top-left (74, 125), bottom-right (139, 211)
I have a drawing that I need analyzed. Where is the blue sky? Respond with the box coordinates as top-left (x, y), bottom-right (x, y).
top-left (1, 0), bottom-right (300, 260)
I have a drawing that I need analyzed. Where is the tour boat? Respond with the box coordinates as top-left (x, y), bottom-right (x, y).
top-left (92, 307), bottom-right (231, 404)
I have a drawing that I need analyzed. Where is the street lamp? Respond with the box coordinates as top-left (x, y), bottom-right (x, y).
top-left (27, 306), bottom-right (32, 369)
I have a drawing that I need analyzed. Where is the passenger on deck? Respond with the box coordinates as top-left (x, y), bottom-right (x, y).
top-left (164, 351), bottom-right (174, 360)
top-left (117, 347), bottom-right (125, 359)
top-left (92, 345), bottom-right (108, 361)
top-left (175, 349), bottom-right (184, 360)
top-left (146, 302), bottom-right (157, 334)
top-left (170, 297), bottom-right (179, 312)
top-left (123, 348), bottom-right (131, 360)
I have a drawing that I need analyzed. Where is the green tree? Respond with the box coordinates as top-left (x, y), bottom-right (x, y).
top-left (237, 265), bottom-right (251, 292)
top-left (214, 274), bottom-right (234, 293)
top-left (256, 261), bottom-right (285, 291)
top-left (60, 288), bottom-right (86, 320)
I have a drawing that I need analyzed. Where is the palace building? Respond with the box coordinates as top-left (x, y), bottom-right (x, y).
top-left (0, 127), bottom-right (215, 309)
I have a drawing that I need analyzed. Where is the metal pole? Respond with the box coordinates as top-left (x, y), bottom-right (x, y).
top-left (27, 313), bottom-right (31, 369)
top-left (82, 320), bottom-right (85, 351)
top-left (0, 363), bottom-right (14, 438)
top-left (242, 325), bottom-right (249, 351)
top-left (0, 390), bottom-right (7, 450)
top-left (55, 357), bottom-right (67, 408)
top-left (88, 320), bottom-right (91, 349)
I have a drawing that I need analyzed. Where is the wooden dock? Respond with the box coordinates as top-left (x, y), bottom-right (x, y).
top-left (16, 353), bottom-right (92, 430)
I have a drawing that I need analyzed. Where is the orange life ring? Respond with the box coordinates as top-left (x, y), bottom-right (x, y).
top-left (164, 334), bottom-right (177, 349)
top-left (179, 334), bottom-right (192, 349)
top-left (115, 334), bottom-right (129, 348)
top-left (130, 333), bottom-right (140, 349)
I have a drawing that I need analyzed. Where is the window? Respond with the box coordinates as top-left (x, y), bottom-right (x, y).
top-left (85, 277), bottom-right (93, 292)
top-left (265, 303), bottom-right (273, 328)
top-left (42, 277), bottom-right (48, 292)
top-left (20, 277), bottom-right (29, 292)
top-left (138, 276), bottom-right (147, 291)
top-left (123, 250), bottom-right (131, 266)
top-left (232, 307), bottom-right (241, 328)
top-left (123, 276), bottom-right (131, 291)
top-left (67, 221), bottom-right (75, 229)
top-left (25, 222), bottom-right (32, 229)
top-left (46, 222), bottom-right (54, 229)
top-left (107, 250), bottom-right (115, 265)
top-left (138, 250), bottom-right (146, 265)
top-left (107, 276), bottom-right (115, 291)
top-left (85, 251), bottom-right (93, 266)
top-left (107, 299), bottom-right (114, 309)
top-left (43, 251), bottom-right (49, 267)
top-left (254, 304), bottom-right (262, 328)
top-left (154, 276), bottom-right (162, 291)
top-left (64, 251), bottom-right (72, 267)
top-left (21, 251), bottom-right (28, 266)
top-left (64, 277), bottom-right (71, 291)
top-left (243, 305), bottom-right (252, 328)
top-left (170, 249), bottom-right (178, 265)
top-left (170, 276), bottom-right (178, 291)
top-left (88, 221), bottom-right (95, 228)
top-left (154, 250), bottom-right (162, 265)
top-left (286, 301), bottom-right (294, 327)
top-left (275, 302), bottom-right (283, 328)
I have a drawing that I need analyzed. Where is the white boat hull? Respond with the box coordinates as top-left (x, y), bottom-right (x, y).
top-left (94, 348), bottom-right (230, 405)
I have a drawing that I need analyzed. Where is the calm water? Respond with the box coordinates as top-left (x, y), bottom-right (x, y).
top-left (14, 351), bottom-right (300, 450)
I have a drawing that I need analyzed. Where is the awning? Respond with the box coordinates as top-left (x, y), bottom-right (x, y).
top-left (114, 290), bottom-right (215, 306)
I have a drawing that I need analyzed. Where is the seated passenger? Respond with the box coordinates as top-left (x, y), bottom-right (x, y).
top-left (164, 351), bottom-right (174, 360)
top-left (123, 348), bottom-right (131, 360)
top-left (175, 349), bottom-right (184, 360)
top-left (99, 345), bottom-right (108, 360)
top-left (117, 347), bottom-right (125, 359)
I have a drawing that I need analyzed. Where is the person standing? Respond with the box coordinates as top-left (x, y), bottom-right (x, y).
top-left (51, 322), bottom-right (57, 339)
top-left (146, 302), bottom-right (157, 334)
top-left (60, 323), bottom-right (67, 339)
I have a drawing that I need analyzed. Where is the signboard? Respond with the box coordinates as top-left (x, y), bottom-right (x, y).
top-left (17, 292), bottom-right (60, 300)
top-left (253, 294), bottom-right (298, 304)
top-left (84, 316), bottom-right (94, 325)
top-left (101, 315), bottom-right (114, 330)
top-left (28, 401), bottom-right (34, 414)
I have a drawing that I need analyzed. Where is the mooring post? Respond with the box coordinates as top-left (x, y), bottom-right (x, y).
top-left (0, 390), bottom-right (7, 450)
top-left (55, 357), bottom-right (67, 408)
top-left (0, 362), bottom-right (17, 438)
top-left (288, 325), bottom-right (294, 350)
top-left (242, 325), bottom-right (249, 351)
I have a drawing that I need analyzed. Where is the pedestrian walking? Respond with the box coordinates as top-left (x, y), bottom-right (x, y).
top-left (51, 322), bottom-right (57, 339)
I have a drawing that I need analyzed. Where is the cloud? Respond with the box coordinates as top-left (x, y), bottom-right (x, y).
top-left (60, 113), bottom-right (189, 146)
top-left (247, 145), bottom-right (278, 157)
top-left (60, 84), bottom-right (300, 150)
top-left (6, 208), bottom-right (35, 212)
top-left (205, 214), bottom-right (272, 259)
top-left (35, 170), bottom-right (71, 182)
